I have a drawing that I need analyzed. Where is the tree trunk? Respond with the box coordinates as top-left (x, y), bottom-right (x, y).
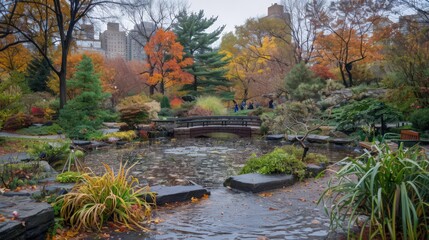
top-left (339, 64), bottom-right (348, 88)
top-left (149, 85), bottom-right (155, 95)
top-left (345, 63), bottom-right (353, 87)
top-left (193, 74), bottom-right (197, 92)
top-left (59, 70), bottom-right (67, 109)
top-left (160, 80), bottom-right (165, 95)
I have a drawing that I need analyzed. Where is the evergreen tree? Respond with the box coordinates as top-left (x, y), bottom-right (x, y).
top-left (26, 57), bottom-right (51, 92)
top-left (174, 10), bottom-right (233, 99)
top-left (59, 55), bottom-right (110, 139)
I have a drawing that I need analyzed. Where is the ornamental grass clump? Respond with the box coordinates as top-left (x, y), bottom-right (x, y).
top-left (319, 144), bottom-right (429, 239)
top-left (56, 162), bottom-right (155, 231)
top-left (195, 96), bottom-right (227, 116)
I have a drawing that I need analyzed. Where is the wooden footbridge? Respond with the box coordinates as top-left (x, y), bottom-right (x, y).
top-left (153, 116), bottom-right (262, 138)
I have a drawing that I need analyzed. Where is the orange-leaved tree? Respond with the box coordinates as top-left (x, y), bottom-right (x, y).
top-left (311, 0), bottom-right (390, 87)
top-left (143, 29), bottom-right (193, 95)
top-left (48, 51), bottom-right (115, 99)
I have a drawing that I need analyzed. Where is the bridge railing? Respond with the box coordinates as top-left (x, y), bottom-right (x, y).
top-left (153, 116), bottom-right (261, 128)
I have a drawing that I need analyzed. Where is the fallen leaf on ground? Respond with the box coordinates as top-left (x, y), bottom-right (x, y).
top-left (99, 233), bottom-right (110, 239)
top-left (311, 219), bottom-right (321, 225)
top-left (299, 198), bottom-right (307, 202)
top-left (202, 194), bottom-right (209, 199)
top-left (65, 230), bottom-right (79, 238)
top-left (152, 218), bottom-right (164, 224)
top-left (191, 197), bottom-right (199, 203)
top-left (258, 192), bottom-right (273, 197)
top-left (268, 207), bottom-right (278, 211)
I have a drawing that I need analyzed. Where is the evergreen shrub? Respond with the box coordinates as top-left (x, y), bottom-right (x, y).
top-left (59, 56), bottom-right (110, 139)
top-left (410, 108), bottom-right (429, 131)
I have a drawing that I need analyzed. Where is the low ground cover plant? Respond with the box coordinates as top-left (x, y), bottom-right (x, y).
top-left (319, 144), bottom-right (429, 239)
top-left (55, 162), bottom-right (155, 231)
top-left (240, 146), bottom-right (327, 179)
top-left (0, 162), bottom-right (47, 190)
top-left (16, 123), bottom-right (63, 136)
top-left (100, 130), bottom-right (137, 142)
top-left (56, 171), bottom-right (83, 183)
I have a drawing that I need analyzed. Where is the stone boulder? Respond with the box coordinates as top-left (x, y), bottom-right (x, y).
top-left (0, 196), bottom-right (54, 240)
top-left (224, 173), bottom-right (296, 193)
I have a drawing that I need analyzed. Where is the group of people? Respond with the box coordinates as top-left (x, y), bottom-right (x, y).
top-left (233, 99), bottom-right (274, 112)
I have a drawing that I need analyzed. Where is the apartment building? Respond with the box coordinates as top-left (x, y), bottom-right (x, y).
top-left (126, 22), bottom-right (155, 61)
top-left (100, 22), bottom-right (127, 59)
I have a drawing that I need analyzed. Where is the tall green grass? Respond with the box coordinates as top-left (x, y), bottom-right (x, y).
top-left (319, 144), bottom-right (429, 239)
top-left (195, 96), bottom-right (227, 116)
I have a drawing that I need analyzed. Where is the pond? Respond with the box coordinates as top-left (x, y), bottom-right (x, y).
top-left (85, 138), bottom-right (358, 239)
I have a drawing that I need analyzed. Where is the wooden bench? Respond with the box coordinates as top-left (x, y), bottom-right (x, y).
top-left (400, 130), bottom-right (420, 140)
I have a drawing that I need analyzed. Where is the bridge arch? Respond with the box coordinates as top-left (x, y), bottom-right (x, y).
top-left (153, 116), bottom-right (261, 138)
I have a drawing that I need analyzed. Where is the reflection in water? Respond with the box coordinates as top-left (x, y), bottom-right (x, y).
top-left (86, 138), bottom-right (358, 239)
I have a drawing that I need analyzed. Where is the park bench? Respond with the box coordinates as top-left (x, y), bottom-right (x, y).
top-left (400, 130), bottom-right (420, 140)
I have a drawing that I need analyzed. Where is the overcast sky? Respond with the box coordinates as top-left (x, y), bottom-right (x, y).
top-left (187, 0), bottom-right (280, 34)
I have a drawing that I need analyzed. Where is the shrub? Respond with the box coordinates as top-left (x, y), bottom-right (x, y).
top-left (28, 141), bottom-right (70, 167)
top-left (261, 101), bottom-right (320, 134)
top-left (240, 148), bottom-right (306, 179)
top-left (101, 130), bottom-right (137, 142)
top-left (410, 108), bottom-right (429, 131)
top-left (2, 113), bottom-right (33, 130)
top-left (158, 108), bottom-right (174, 117)
top-left (195, 96), bottom-right (226, 116)
top-left (144, 101), bottom-right (161, 120)
top-left (0, 76), bottom-right (23, 128)
top-left (160, 95), bottom-right (170, 108)
top-left (319, 144), bottom-right (429, 239)
top-left (281, 145), bottom-right (328, 165)
top-left (332, 98), bottom-right (402, 133)
top-left (56, 162), bottom-right (155, 231)
top-left (58, 56), bottom-right (110, 139)
top-left (0, 162), bottom-right (46, 190)
top-left (56, 171), bottom-right (83, 183)
top-left (116, 94), bottom-right (152, 126)
top-left (170, 97), bottom-right (183, 109)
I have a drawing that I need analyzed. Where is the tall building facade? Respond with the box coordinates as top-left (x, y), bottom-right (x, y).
top-left (100, 22), bottom-right (127, 59)
top-left (126, 22), bottom-right (155, 61)
top-left (267, 3), bottom-right (285, 18)
top-left (74, 23), bottom-right (104, 54)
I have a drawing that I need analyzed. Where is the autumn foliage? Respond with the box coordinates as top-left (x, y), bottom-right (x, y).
top-left (48, 52), bottom-right (115, 98)
top-left (143, 29), bottom-right (193, 95)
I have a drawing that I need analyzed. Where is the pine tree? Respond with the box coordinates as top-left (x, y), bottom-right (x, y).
top-left (174, 10), bottom-right (233, 100)
top-left (59, 55), bottom-right (110, 139)
top-left (26, 57), bottom-right (51, 92)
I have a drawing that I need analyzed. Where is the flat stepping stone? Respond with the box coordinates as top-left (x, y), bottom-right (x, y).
top-left (0, 220), bottom-right (24, 240)
top-left (266, 134), bottom-right (285, 140)
top-left (224, 173), bottom-right (296, 193)
top-left (329, 138), bottom-right (354, 145)
top-left (150, 185), bottom-right (210, 205)
top-left (0, 196), bottom-right (54, 240)
top-left (287, 135), bottom-right (304, 142)
top-left (72, 140), bottom-right (91, 146)
top-left (307, 135), bottom-right (330, 144)
top-left (306, 164), bottom-right (326, 177)
top-left (0, 152), bottom-right (33, 163)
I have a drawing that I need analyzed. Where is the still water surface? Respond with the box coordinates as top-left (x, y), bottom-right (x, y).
top-left (86, 138), bottom-right (358, 239)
